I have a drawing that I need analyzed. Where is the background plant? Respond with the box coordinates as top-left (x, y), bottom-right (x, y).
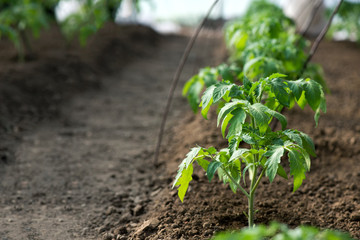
top-left (212, 222), bottom-right (355, 240)
top-left (327, 0), bottom-right (360, 43)
top-left (60, 0), bottom-right (109, 46)
top-left (0, 0), bottom-right (149, 57)
top-left (183, 0), bottom-right (327, 113)
top-left (59, 0), bottom-right (149, 45)
top-left (0, 0), bottom-right (49, 60)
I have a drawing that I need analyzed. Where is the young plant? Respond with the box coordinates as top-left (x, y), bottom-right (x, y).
top-left (0, 0), bottom-right (48, 60)
top-left (60, 0), bottom-right (109, 46)
top-left (173, 73), bottom-right (326, 227)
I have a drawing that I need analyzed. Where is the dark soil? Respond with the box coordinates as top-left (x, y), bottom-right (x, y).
top-left (0, 22), bottom-right (359, 240)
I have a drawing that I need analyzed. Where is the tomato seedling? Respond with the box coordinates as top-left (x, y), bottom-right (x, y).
top-left (174, 73), bottom-right (326, 227)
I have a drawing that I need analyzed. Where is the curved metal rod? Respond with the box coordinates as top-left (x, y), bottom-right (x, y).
top-left (154, 0), bottom-right (221, 165)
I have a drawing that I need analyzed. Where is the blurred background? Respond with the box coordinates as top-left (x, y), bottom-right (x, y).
top-left (55, 0), bottom-right (357, 31)
top-left (53, 0), bottom-right (360, 42)
top-left (1, 0), bottom-right (359, 58)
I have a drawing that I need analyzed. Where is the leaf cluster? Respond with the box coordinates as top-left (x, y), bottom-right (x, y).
top-left (174, 73), bottom-right (326, 202)
top-left (212, 222), bottom-right (355, 240)
top-left (183, 0), bottom-right (327, 110)
top-left (60, 0), bottom-right (110, 46)
top-left (0, 0), bottom-right (48, 54)
top-left (200, 74), bottom-right (326, 126)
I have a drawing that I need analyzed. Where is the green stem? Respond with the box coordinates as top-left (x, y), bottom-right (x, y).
top-left (248, 165), bottom-right (257, 227)
top-left (221, 166), bottom-right (250, 199)
top-left (247, 115), bottom-right (259, 227)
top-left (251, 167), bottom-right (267, 195)
top-left (248, 166), bottom-right (266, 227)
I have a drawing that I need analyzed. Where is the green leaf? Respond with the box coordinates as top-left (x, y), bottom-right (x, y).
top-left (206, 147), bottom-right (217, 155)
top-left (241, 133), bottom-right (256, 145)
top-left (217, 100), bottom-right (248, 126)
top-left (283, 130), bottom-right (302, 146)
top-left (218, 101), bottom-right (237, 126)
top-left (303, 79), bottom-right (322, 111)
top-left (213, 82), bottom-right (233, 103)
top-left (218, 64), bottom-right (234, 82)
top-left (227, 108), bottom-right (246, 138)
top-left (177, 164), bottom-right (193, 202)
top-left (207, 161), bottom-right (223, 182)
top-left (229, 180), bottom-right (238, 193)
top-left (300, 132), bottom-right (316, 157)
top-left (229, 85), bottom-right (243, 98)
top-left (288, 149), bottom-right (306, 192)
top-left (268, 73), bottom-right (287, 80)
top-left (221, 113), bottom-right (233, 138)
top-left (296, 146), bottom-right (311, 171)
top-left (218, 149), bottom-right (231, 163)
top-left (199, 68), bottom-right (218, 86)
top-left (287, 79), bottom-right (304, 100)
top-left (197, 158), bottom-right (210, 171)
top-left (242, 163), bottom-right (253, 184)
top-left (296, 91), bottom-right (307, 109)
top-left (183, 75), bottom-right (197, 96)
top-left (314, 93), bottom-right (326, 127)
top-left (243, 76), bottom-right (253, 90)
top-left (277, 164), bottom-right (288, 179)
top-left (173, 147), bottom-right (202, 189)
top-left (229, 163), bottom-right (241, 193)
top-left (173, 163), bottom-right (186, 189)
top-left (243, 57), bottom-right (264, 78)
top-left (270, 78), bottom-right (290, 107)
top-left (185, 147), bottom-right (203, 167)
top-left (228, 136), bottom-right (241, 155)
top-left (265, 145), bottom-right (284, 182)
top-left (249, 103), bottom-right (270, 134)
top-left (229, 148), bottom-right (249, 162)
top-left (186, 77), bottom-right (204, 112)
top-left (248, 81), bottom-right (260, 98)
top-left (216, 166), bottom-right (227, 184)
top-left (200, 85), bottom-right (215, 119)
top-left (265, 108), bottom-right (287, 130)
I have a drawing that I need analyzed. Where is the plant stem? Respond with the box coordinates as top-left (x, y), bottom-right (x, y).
top-left (19, 29), bottom-right (33, 58)
top-left (221, 166), bottom-right (250, 199)
top-left (248, 166), bottom-right (257, 227)
top-left (251, 167), bottom-right (267, 195)
top-left (247, 166), bottom-right (266, 227)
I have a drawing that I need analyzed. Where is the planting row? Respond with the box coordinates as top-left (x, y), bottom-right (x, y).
top-left (171, 1), bottom-right (343, 238)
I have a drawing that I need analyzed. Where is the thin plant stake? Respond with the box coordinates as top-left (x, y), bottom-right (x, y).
top-left (154, 0), bottom-right (220, 165)
top-left (301, 0), bottom-right (344, 74)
